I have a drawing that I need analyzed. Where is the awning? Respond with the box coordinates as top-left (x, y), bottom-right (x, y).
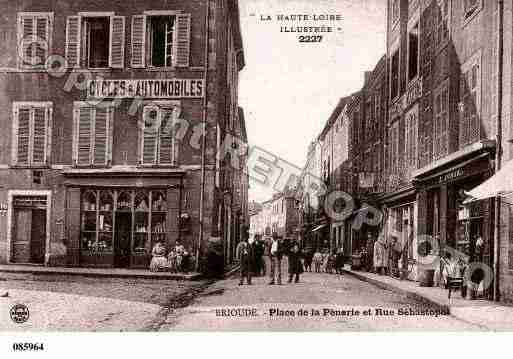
top-left (310, 224), bottom-right (328, 233)
top-left (464, 159), bottom-right (513, 203)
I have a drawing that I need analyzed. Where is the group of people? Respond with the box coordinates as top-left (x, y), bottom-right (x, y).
top-left (149, 240), bottom-right (194, 273)
top-left (236, 233), bottom-right (304, 286)
top-left (304, 248), bottom-right (344, 274)
top-left (358, 233), bottom-right (404, 277)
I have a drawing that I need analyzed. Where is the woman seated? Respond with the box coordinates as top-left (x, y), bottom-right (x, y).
top-left (150, 241), bottom-right (168, 272)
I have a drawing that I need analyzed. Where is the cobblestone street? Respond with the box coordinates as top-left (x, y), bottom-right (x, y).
top-left (162, 263), bottom-right (483, 331)
top-left (0, 272), bottom-right (208, 331)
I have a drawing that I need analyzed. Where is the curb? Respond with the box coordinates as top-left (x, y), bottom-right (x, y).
top-left (0, 268), bottom-right (202, 281)
top-left (342, 269), bottom-right (450, 312)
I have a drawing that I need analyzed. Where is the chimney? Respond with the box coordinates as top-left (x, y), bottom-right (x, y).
top-left (364, 71), bottom-right (372, 85)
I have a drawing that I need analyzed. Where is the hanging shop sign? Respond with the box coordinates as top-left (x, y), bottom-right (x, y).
top-left (0, 203), bottom-right (7, 216)
top-left (87, 79), bottom-right (205, 99)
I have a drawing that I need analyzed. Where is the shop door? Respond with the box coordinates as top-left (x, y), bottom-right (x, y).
top-left (30, 209), bottom-right (46, 264)
top-left (12, 209), bottom-right (32, 263)
top-left (11, 196), bottom-right (47, 264)
top-left (115, 212), bottom-right (132, 268)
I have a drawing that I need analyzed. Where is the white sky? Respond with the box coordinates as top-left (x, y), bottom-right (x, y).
top-left (238, 0), bottom-right (387, 202)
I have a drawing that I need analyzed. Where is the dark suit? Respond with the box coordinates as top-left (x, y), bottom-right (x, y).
top-left (237, 241), bottom-right (254, 285)
top-left (268, 239), bottom-right (283, 284)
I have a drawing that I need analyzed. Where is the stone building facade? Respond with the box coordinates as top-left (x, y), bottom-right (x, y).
top-left (0, 0), bottom-right (247, 270)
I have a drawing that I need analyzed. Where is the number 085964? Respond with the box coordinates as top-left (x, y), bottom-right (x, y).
top-left (12, 343), bottom-right (45, 351)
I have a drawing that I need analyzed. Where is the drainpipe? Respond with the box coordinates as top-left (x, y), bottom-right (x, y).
top-left (493, 0), bottom-right (504, 301)
top-left (197, 0), bottom-right (211, 271)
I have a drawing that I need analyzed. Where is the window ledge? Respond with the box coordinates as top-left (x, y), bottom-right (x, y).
top-left (10, 165), bottom-right (50, 170)
top-left (68, 68), bottom-right (114, 73)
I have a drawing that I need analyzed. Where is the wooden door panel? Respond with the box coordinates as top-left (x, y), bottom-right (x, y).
top-left (12, 209), bottom-right (32, 263)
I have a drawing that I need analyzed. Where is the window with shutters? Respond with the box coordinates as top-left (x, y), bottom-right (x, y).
top-left (12, 102), bottom-right (52, 167)
top-left (433, 80), bottom-right (449, 159)
top-left (17, 12), bottom-right (53, 69)
top-left (391, 0), bottom-right (400, 26)
top-left (131, 12), bottom-right (191, 69)
top-left (73, 102), bottom-right (114, 167)
top-left (65, 13), bottom-right (125, 69)
top-left (435, 0), bottom-right (450, 50)
top-left (390, 48), bottom-right (400, 100)
top-left (407, 22), bottom-right (419, 82)
top-left (140, 103), bottom-right (180, 166)
top-left (389, 120), bottom-right (400, 174)
top-left (405, 106), bottom-right (418, 171)
top-left (459, 53), bottom-right (481, 148)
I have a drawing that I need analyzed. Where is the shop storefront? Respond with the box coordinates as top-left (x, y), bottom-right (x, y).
top-left (62, 169), bottom-right (186, 269)
top-left (415, 151), bottom-right (494, 298)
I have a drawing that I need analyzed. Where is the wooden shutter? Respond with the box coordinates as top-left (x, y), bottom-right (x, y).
top-left (459, 73), bottom-right (470, 147)
top-left (75, 106), bottom-right (92, 165)
top-left (141, 106), bottom-right (158, 164)
top-left (65, 16), bottom-right (81, 68)
top-left (159, 107), bottom-right (174, 164)
top-left (16, 108), bottom-right (31, 165)
top-left (94, 107), bottom-right (109, 165)
top-left (173, 13), bottom-right (191, 68)
top-left (19, 15), bottom-right (34, 67)
top-left (32, 107), bottom-right (47, 165)
top-left (109, 16), bottom-right (125, 69)
top-left (131, 15), bottom-right (146, 68)
top-left (35, 16), bottom-right (49, 66)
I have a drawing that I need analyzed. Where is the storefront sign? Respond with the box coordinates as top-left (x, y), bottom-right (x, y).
top-left (87, 79), bottom-right (205, 99)
top-left (438, 168), bottom-right (464, 184)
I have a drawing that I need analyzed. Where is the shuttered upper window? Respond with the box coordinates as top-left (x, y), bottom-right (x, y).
top-left (17, 12), bottom-right (53, 69)
top-left (65, 13), bottom-right (125, 69)
top-left (140, 103), bottom-right (180, 166)
top-left (12, 102), bottom-right (52, 167)
top-left (459, 53), bottom-right (481, 148)
top-left (131, 12), bottom-right (191, 69)
top-left (73, 102), bottom-right (114, 166)
top-left (434, 80), bottom-right (449, 159)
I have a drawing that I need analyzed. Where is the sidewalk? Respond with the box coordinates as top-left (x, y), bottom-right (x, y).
top-left (0, 264), bottom-right (201, 281)
top-left (343, 268), bottom-right (513, 331)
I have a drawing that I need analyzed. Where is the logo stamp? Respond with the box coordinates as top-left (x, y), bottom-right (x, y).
top-left (10, 304), bottom-right (29, 324)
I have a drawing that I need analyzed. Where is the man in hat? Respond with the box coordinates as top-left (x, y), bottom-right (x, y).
top-left (236, 236), bottom-right (254, 285)
top-left (268, 233), bottom-right (283, 285)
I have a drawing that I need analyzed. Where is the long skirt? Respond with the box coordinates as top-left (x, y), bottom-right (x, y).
top-left (150, 256), bottom-right (168, 272)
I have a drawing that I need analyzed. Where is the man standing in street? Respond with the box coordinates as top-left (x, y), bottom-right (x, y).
top-left (268, 233), bottom-right (283, 285)
top-left (236, 236), bottom-right (254, 285)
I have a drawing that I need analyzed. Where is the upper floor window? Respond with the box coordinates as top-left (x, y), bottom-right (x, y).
top-left (66, 13), bottom-right (125, 69)
top-left (433, 80), bottom-right (449, 159)
top-left (17, 12), bottom-right (53, 69)
top-left (405, 107), bottom-right (418, 170)
top-left (435, 0), bottom-right (450, 48)
top-left (407, 22), bottom-right (419, 82)
top-left (131, 12), bottom-right (191, 69)
top-left (459, 53), bottom-right (481, 148)
top-left (390, 49), bottom-right (400, 100)
top-left (391, 0), bottom-right (400, 25)
top-left (463, 0), bottom-right (482, 22)
top-left (389, 120), bottom-right (400, 174)
top-left (12, 102), bottom-right (53, 167)
top-left (140, 103), bottom-right (180, 166)
top-left (73, 102), bottom-right (114, 166)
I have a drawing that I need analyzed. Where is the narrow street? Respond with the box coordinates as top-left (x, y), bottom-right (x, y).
top-left (161, 261), bottom-right (482, 331)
